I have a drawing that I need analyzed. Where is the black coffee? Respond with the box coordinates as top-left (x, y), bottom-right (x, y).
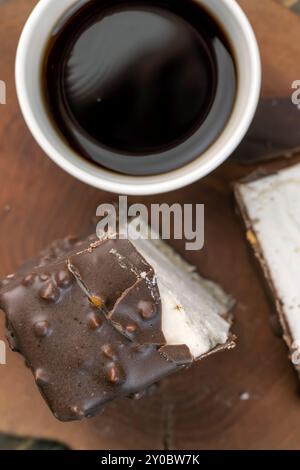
top-left (43, 0), bottom-right (236, 175)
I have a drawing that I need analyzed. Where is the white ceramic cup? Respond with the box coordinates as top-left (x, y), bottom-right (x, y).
top-left (16, 0), bottom-right (261, 195)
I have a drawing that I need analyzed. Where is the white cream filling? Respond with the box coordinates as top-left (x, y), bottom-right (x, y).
top-left (237, 163), bottom-right (300, 346)
top-left (130, 224), bottom-right (232, 359)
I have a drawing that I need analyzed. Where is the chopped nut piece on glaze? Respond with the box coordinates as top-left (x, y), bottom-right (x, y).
top-left (105, 363), bottom-right (125, 385)
top-left (89, 295), bottom-right (105, 309)
top-left (33, 320), bottom-right (52, 338)
top-left (87, 312), bottom-right (103, 330)
top-left (69, 406), bottom-right (85, 418)
top-left (34, 368), bottom-right (49, 384)
top-left (126, 324), bottom-right (137, 333)
top-left (39, 281), bottom-right (60, 303)
top-left (22, 273), bottom-right (36, 287)
top-left (138, 300), bottom-right (156, 320)
top-left (101, 344), bottom-right (117, 360)
top-left (55, 269), bottom-right (73, 288)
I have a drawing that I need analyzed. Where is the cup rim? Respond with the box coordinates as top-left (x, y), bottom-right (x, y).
top-left (15, 0), bottom-right (261, 195)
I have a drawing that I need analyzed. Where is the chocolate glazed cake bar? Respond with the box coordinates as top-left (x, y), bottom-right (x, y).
top-left (234, 163), bottom-right (300, 377)
top-left (0, 232), bottom-right (235, 421)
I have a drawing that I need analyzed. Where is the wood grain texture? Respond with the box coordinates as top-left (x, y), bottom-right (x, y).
top-left (0, 0), bottom-right (300, 450)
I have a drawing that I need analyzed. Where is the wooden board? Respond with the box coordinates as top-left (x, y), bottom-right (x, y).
top-left (0, 0), bottom-right (300, 450)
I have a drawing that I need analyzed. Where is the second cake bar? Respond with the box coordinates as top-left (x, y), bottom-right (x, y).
top-left (234, 162), bottom-right (300, 377)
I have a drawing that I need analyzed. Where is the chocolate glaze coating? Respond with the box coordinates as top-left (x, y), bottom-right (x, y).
top-left (232, 98), bottom-right (300, 164)
top-left (0, 236), bottom-right (192, 421)
top-left (69, 239), bottom-right (164, 345)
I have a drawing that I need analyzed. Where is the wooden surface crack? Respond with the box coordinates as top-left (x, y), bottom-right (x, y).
top-left (162, 402), bottom-right (175, 450)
